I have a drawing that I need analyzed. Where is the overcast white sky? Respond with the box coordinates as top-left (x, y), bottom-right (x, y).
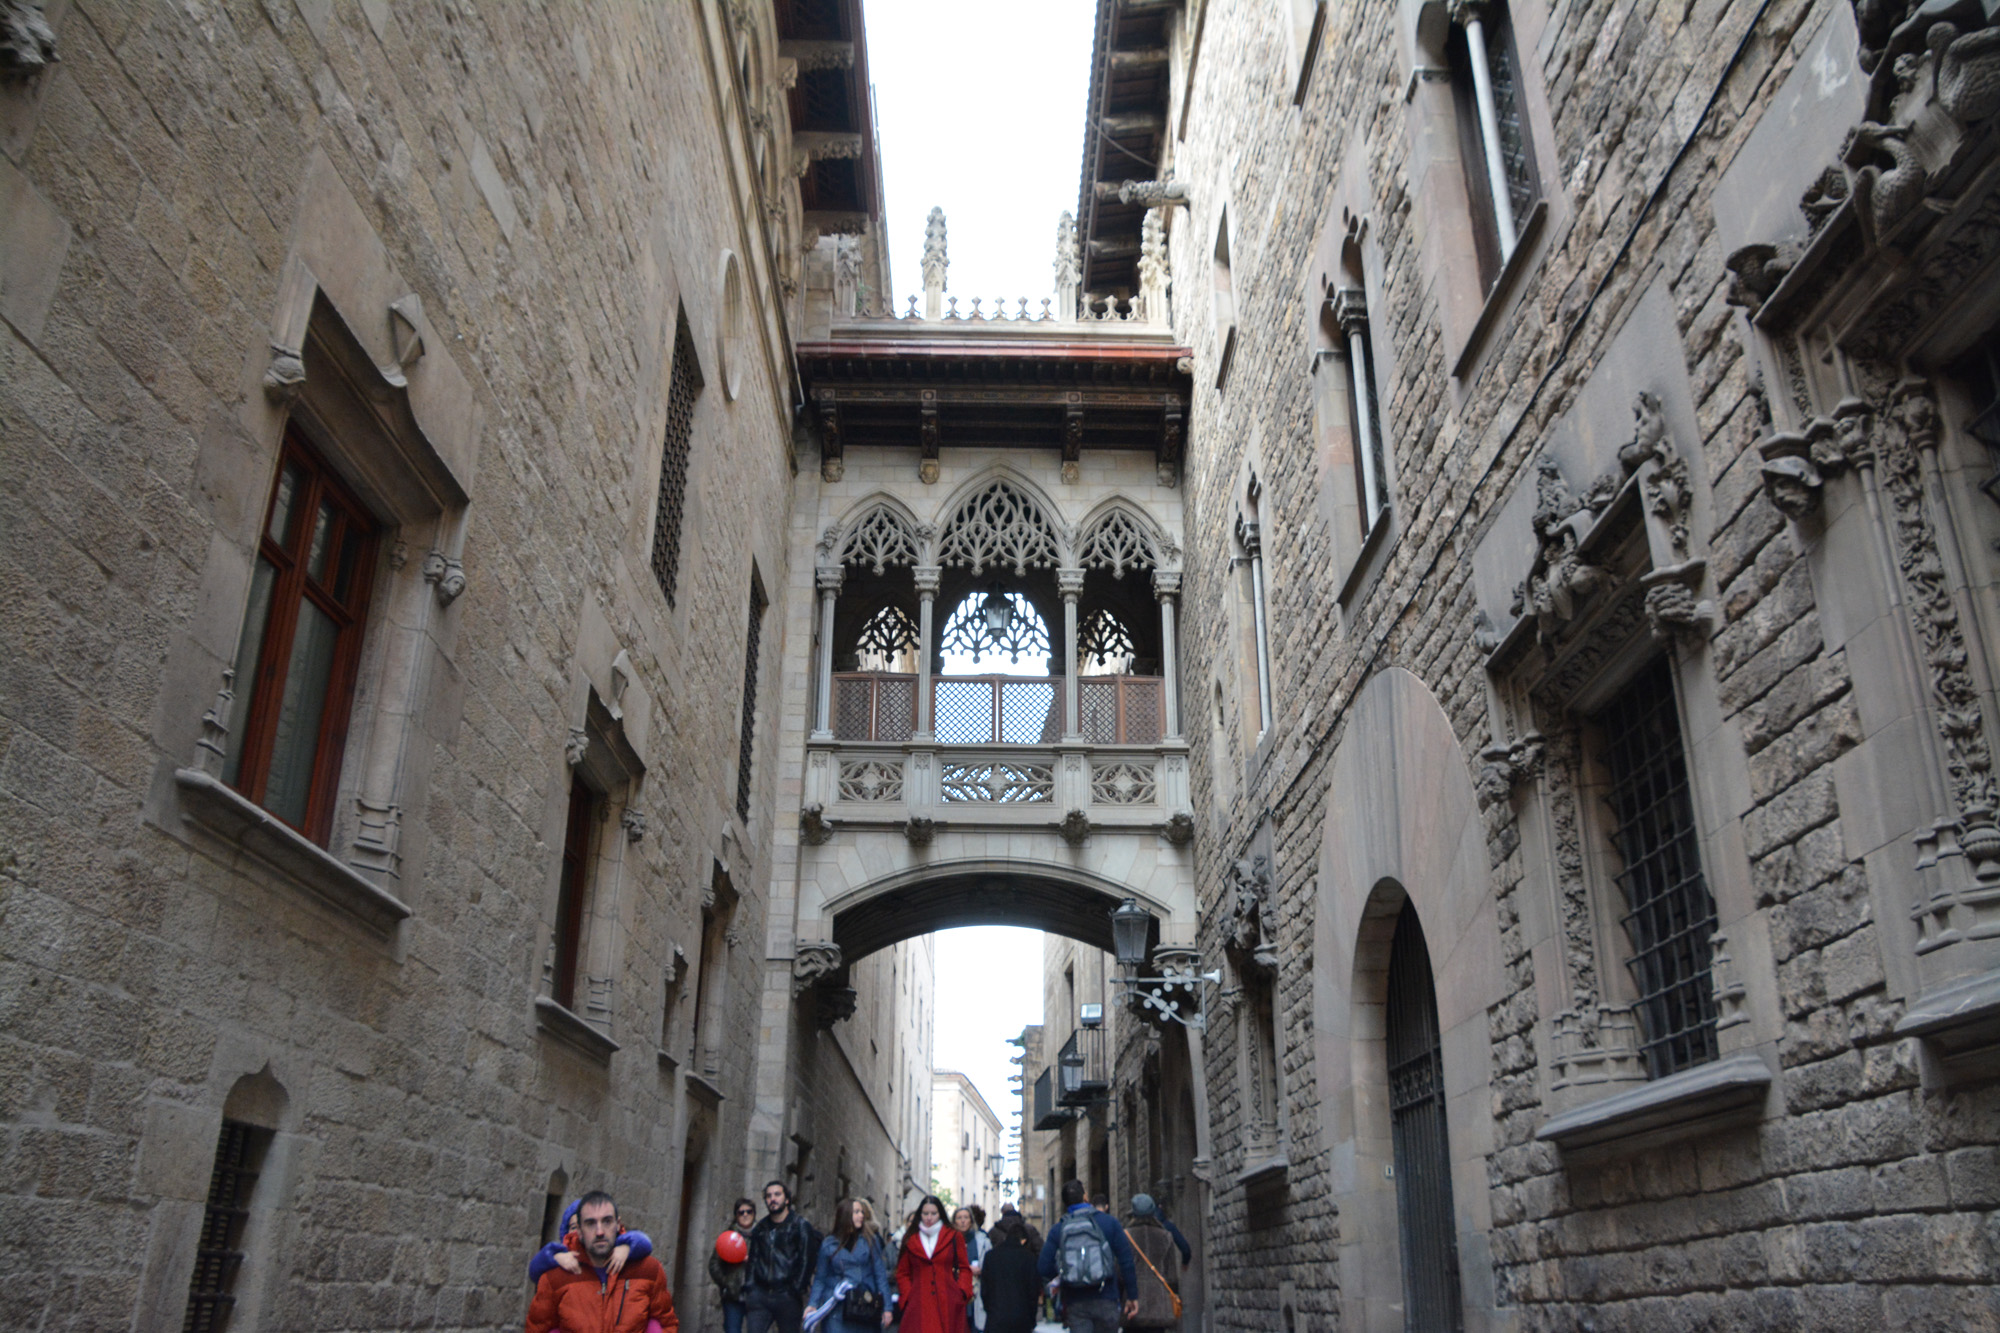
top-left (865, 0), bottom-right (1098, 311)
top-left (862, 0), bottom-right (1095, 1189)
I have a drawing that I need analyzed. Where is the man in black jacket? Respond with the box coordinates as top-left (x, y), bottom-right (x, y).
top-left (745, 1180), bottom-right (821, 1333)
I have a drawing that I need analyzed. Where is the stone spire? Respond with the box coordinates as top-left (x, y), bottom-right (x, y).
top-left (1053, 210), bottom-right (1081, 322)
top-left (1137, 207), bottom-right (1169, 326)
top-left (922, 206), bottom-right (948, 320)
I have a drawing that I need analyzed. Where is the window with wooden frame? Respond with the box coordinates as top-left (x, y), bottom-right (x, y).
top-left (550, 776), bottom-right (597, 1013)
top-left (222, 429), bottom-right (379, 843)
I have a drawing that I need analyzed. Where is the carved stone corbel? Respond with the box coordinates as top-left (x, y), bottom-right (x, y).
top-left (1640, 559), bottom-right (1717, 644)
top-left (1476, 732), bottom-right (1544, 809)
top-left (1722, 242), bottom-right (1797, 315)
top-left (1111, 178), bottom-right (1191, 210)
top-left (1758, 430), bottom-right (1826, 519)
top-left (1161, 811), bottom-right (1195, 847)
top-left (1057, 809), bottom-right (1093, 846)
top-left (261, 344), bottom-right (306, 404)
top-left (565, 728), bottom-right (590, 768)
top-left (620, 807), bottom-right (648, 843)
top-left (815, 985), bottom-right (858, 1028)
top-left (904, 815), bottom-right (937, 846)
top-left (422, 549), bottom-right (466, 605)
top-left (792, 941), bottom-right (843, 998)
top-left (0, 1), bottom-right (58, 80)
top-left (800, 802), bottom-right (834, 845)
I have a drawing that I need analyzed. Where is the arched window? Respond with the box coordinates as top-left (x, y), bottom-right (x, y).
top-left (939, 590), bottom-right (1050, 668)
top-left (1386, 901), bottom-right (1464, 1331)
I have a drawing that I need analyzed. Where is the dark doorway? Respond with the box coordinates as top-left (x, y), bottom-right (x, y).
top-left (1386, 901), bottom-right (1464, 1331)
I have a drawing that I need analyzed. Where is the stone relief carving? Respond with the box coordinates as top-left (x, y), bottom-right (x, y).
top-left (1111, 177), bottom-right (1191, 210)
top-left (792, 941), bottom-right (843, 997)
top-left (1722, 241), bottom-right (1798, 315)
top-left (937, 479), bottom-right (1064, 575)
top-left (837, 505), bottom-right (920, 572)
top-left (620, 807), bottom-right (647, 843)
top-left (565, 728), bottom-right (589, 768)
top-left (1510, 460), bottom-right (1610, 645)
top-left (1056, 809), bottom-right (1093, 846)
top-left (904, 815), bottom-right (937, 846)
top-left (1539, 729), bottom-right (1604, 1021)
top-left (0, 1), bottom-right (57, 80)
top-left (816, 985), bottom-right (859, 1028)
top-left (1223, 854), bottom-right (1277, 973)
top-left (1162, 811), bottom-right (1195, 847)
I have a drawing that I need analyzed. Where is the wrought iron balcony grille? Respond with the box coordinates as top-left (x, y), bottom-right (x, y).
top-left (1599, 655), bottom-right (1720, 1079)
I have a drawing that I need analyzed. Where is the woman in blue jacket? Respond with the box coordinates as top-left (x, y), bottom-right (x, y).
top-left (807, 1198), bottom-right (895, 1333)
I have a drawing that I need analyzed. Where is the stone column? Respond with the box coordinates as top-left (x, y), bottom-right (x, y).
top-left (1334, 287), bottom-right (1382, 521)
top-left (1239, 520), bottom-right (1274, 736)
top-left (914, 565), bottom-right (940, 741)
top-left (1059, 569), bottom-right (1085, 741)
top-left (1153, 569), bottom-right (1183, 741)
top-left (1450, 0), bottom-right (1517, 254)
top-left (812, 565), bottom-right (843, 740)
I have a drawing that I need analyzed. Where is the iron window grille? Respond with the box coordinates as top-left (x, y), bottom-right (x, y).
top-left (1385, 902), bottom-right (1465, 1333)
top-left (737, 582), bottom-right (767, 820)
top-left (651, 320), bottom-right (700, 607)
top-left (182, 1118), bottom-right (271, 1333)
top-left (1597, 655), bottom-right (1720, 1079)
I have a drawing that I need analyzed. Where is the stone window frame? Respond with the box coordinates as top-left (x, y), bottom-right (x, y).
top-left (1281, 0), bottom-right (1331, 105)
top-left (1397, 0), bottom-right (1564, 385)
top-left (1479, 444), bottom-right (1780, 1159)
top-left (1307, 142), bottom-right (1402, 610)
top-left (535, 604), bottom-right (655, 1067)
top-left (1209, 203), bottom-right (1239, 390)
top-left (135, 1061), bottom-right (305, 1331)
top-left (1220, 844), bottom-right (1290, 1186)
top-left (159, 162), bottom-right (479, 947)
top-left (1230, 468), bottom-right (1277, 748)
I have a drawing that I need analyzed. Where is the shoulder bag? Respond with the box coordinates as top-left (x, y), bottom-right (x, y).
top-left (843, 1239), bottom-right (885, 1325)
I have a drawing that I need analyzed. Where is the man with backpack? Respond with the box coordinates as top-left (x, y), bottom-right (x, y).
top-left (1035, 1180), bottom-right (1137, 1333)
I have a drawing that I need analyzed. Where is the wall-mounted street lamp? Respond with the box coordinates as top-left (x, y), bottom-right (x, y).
top-left (1107, 898), bottom-right (1221, 1028)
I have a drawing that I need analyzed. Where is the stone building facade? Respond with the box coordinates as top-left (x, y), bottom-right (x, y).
top-left (1047, 0), bottom-right (2000, 1330)
top-left (930, 1069), bottom-right (1003, 1217)
top-left (0, 1), bottom-right (930, 1330)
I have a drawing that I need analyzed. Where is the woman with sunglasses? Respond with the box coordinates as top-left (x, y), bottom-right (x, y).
top-left (710, 1197), bottom-right (759, 1333)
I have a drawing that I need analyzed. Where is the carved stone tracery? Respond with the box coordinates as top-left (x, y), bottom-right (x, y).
top-left (937, 480), bottom-right (1064, 575)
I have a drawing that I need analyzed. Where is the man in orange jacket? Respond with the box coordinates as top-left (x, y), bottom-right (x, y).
top-left (526, 1191), bottom-right (680, 1333)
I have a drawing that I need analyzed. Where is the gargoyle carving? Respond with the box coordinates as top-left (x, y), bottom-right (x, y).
top-left (800, 803), bottom-right (834, 846)
top-left (904, 815), bottom-right (937, 847)
top-left (1723, 242), bottom-right (1798, 313)
top-left (0, 1), bottom-right (57, 79)
top-left (1844, 121), bottom-right (1927, 246)
top-left (423, 550), bottom-right (466, 605)
top-left (1641, 560), bottom-right (1717, 643)
top-left (1057, 810), bottom-right (1093, 846)
top-left (1161, 812), bottom-right (1195, 847)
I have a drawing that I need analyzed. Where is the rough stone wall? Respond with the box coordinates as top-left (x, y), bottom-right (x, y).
top-left (1163, 0), bottom-right (2000, 1329)
top-left (0, 3), bottom-right (865, 1330)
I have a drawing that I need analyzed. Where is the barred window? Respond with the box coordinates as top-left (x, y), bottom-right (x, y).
top-left (182, 1119), bottom-right (272, 1333)
top-left (1597, 655), bottom-right (1719, 1078)
top-left (652, 317), bottom-right (702, 606)
top-left (736, 580), bottom-right (768, 820)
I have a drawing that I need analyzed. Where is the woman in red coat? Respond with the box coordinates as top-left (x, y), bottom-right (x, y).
top-left (894, 1196), bottom-right (973, 1333)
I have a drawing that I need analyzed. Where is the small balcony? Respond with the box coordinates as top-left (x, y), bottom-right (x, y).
top-left (1057, 1027), bottom-right (1108, 1106)
top-left (1032, 1066), bottom-right (1076, 1130)
top-left (832, 673), bottom-right (1164, 746)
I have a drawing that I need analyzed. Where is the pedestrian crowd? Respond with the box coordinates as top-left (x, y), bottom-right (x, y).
top-left (524, 1179), bottom-right (1187, 1333)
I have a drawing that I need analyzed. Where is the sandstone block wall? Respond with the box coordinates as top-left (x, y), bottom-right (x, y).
top-left (1161, 0), bottom-right (2000, 1328)
top-left (0, 2), bottom-right (922, 1329)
